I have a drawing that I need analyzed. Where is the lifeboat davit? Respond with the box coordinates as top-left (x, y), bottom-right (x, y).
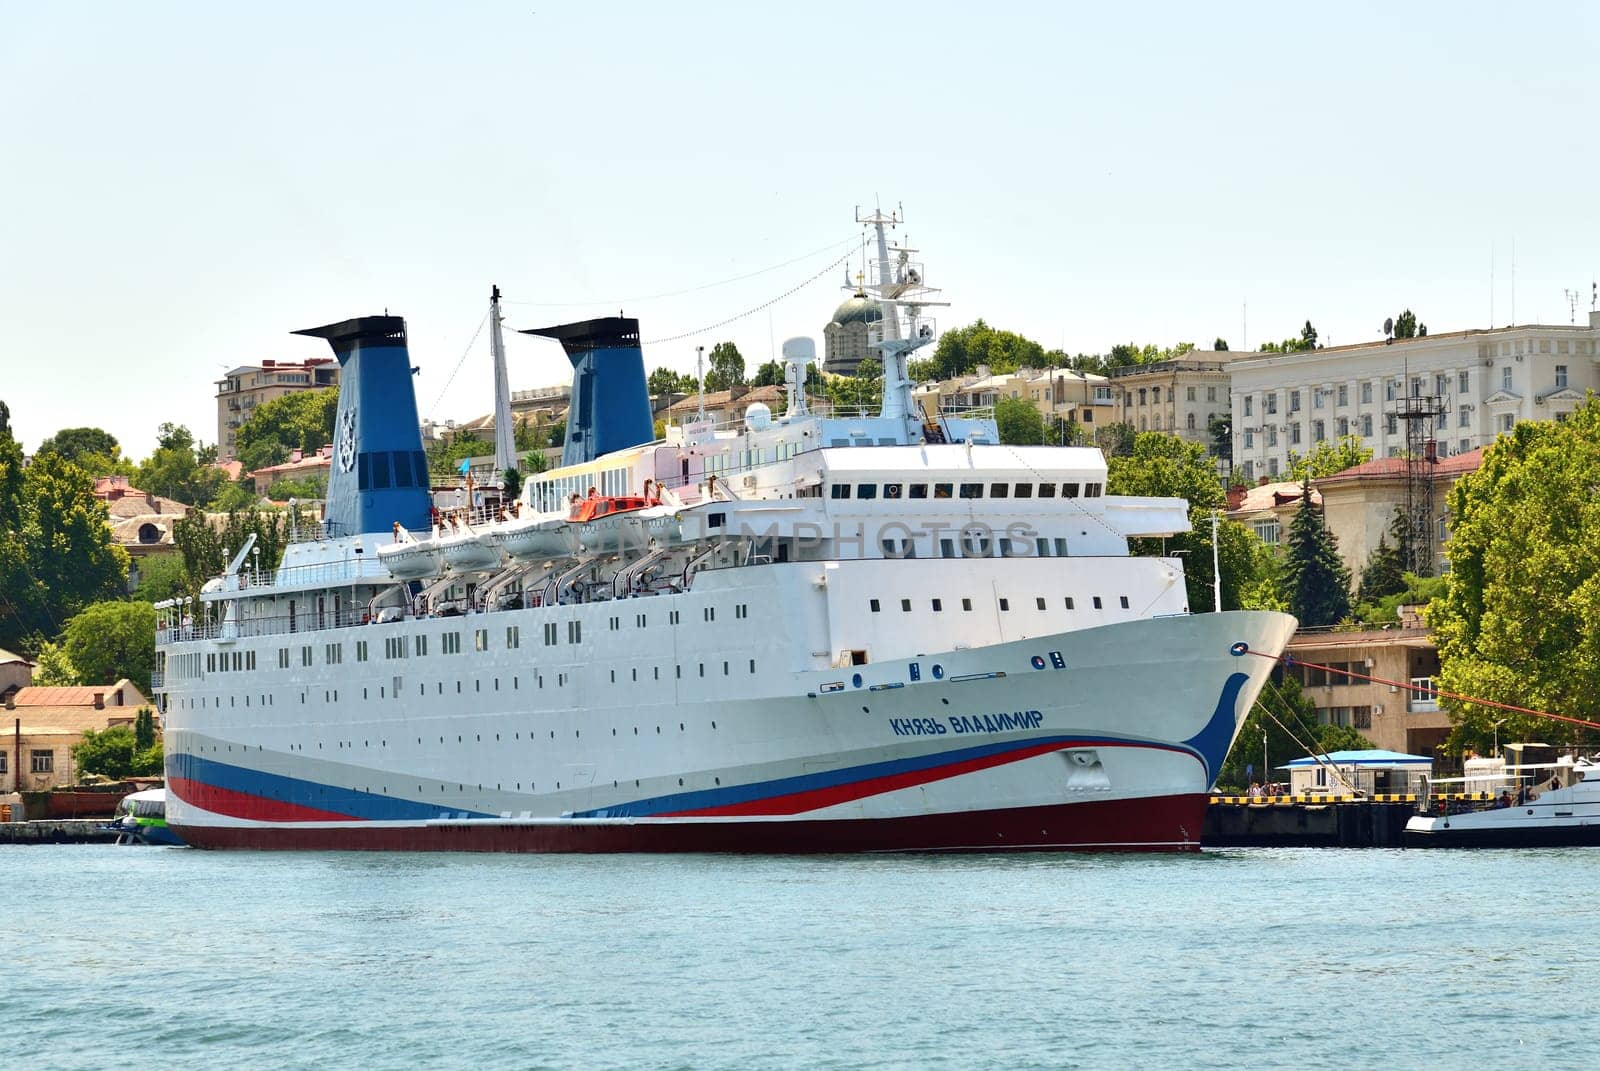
top-left (378, 525), bottom-right (444, 580)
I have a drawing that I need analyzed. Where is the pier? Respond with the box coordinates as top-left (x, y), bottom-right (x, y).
top-left (0, 820), bottom-right (121, 845)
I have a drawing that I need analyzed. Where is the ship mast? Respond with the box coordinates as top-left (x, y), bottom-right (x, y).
top-left (489, 284), bottom-right (517, 480)
top-left (856, 205), bottom-right (947, 441)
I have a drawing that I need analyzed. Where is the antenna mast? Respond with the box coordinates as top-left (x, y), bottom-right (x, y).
top-left (855, 204), bottom-right (948, 439)
top-left (1564, 288), bottom-right (1580, 325)
top-left (695, 345), bottom-right (707, 423)
top-left (489, 285), bottom-right (517, 482)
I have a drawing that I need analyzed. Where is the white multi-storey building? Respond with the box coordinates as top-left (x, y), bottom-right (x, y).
top-left (1229, 314), bottom-right (1600, 481)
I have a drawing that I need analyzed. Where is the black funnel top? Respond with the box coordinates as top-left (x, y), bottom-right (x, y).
top-left (294, 315), bottom-right (407, 356)
top-left (520, 316), bottom-right (639, 357)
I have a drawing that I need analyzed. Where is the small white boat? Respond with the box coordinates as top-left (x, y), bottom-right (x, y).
top-left (378, 525), bottom-right (444, 580)
top-left (438, 523), bottom-right (503, 572)
top-left (1405, 754), bottom-right (1600, 847)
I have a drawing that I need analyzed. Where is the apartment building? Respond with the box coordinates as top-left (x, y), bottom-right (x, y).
top-left (1109, 350), bottom-right (1241, 450)
top-left (1229, 314), bottom-right (1600, 481)
top-left (215, 358), bottom-right (340, 461)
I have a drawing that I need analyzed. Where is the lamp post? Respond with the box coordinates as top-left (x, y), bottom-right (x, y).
top-left (1492, 718), bottom-right (1507, 759)
top-left (1262, 730), bottom-right (1269, 792)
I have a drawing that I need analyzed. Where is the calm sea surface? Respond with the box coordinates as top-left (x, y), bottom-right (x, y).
top-left (2, 845), bottom-right (1595, 1069)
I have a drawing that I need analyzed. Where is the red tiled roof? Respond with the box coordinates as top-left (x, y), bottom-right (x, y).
top-left (10, 681), bottom-right (144, 707)
top-left (1319, 447), bottom-right (1485, 484)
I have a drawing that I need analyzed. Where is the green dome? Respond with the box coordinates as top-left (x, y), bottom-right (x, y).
top-left (830, 292), bottom-right (882, 327)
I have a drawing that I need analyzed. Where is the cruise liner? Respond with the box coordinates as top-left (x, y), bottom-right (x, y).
top-left (153, 214), bottom-right (1296, 851)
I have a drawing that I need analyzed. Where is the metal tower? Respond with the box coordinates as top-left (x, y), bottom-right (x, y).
top-left (1389, 381), bottom-right (1447, 575)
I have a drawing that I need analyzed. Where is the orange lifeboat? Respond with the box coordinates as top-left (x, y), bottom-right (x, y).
top-left (568, 495), bottom-right (650, 522)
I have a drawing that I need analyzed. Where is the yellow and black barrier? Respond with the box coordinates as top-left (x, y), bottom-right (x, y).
top-left (1210, 792), bottom-right (1490, 806)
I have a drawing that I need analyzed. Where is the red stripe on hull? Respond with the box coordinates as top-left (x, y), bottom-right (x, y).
top-left (168, 776), bottom-right (354, 823)
top-left (665, 739), bottom-right (1088, 818)
top-left (172, 794), bottom-right (1209, 853)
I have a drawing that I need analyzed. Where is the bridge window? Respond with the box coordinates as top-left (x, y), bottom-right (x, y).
top-left (883, 483), bottom-right (902, 499)
top-left (933, 483), bottom-right (952, 499)
top-left (958, 483), bottom-right (982, 499)
top-left (870, 599), bottom-right (881, 612)
top-left (857, 484), bottom-right (878, 500)
top-left (1037, 483), bottom-right (1057, 499)
top-left (989, 483), bottom-right (1009, 498)
top-left (908, 484), bottom-right (928, 499)
top-left (1085, 482), bottom-right (1103, 498)
top-left (1061, 483), bottom-right (1080, 498)
top-left (1013, 483), bottom-right (1033, 498)
top-left (831, 484), bottom-right (851, 500)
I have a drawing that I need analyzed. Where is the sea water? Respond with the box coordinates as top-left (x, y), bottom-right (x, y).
top-left (2, 845), bottom-right (1594, 1069)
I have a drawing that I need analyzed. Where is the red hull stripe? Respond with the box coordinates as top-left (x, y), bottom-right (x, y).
top-left (172, 793), bottom-right (1211, 854)
top-left (662, 738), bottom-right (1086, 817)
top-left (168, 776), bottom-right (354, 823)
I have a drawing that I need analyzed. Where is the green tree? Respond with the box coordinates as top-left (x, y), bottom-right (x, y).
top-left (647, 367), bottom-right (694, 396)
top-left (703, 342), bottom-right (746, 393)
top-left (827, 359), bottom-right (882, 412)
top-left (266, 475), bottom-right (327, 500)
top-left (172, 506), bottom-right (295, 586)
top-left (31, 640), bottom-right (79, 685)
top-left (502, 467), bottom-right (523, 500)
top-left (1, 399), bottom-right (24, 534)
top-left (1107, 432), bottom-right (1268, 612)
top-left (1095, 421), bottom-right (1137, 458)
top-left (0, 452), bottom-right (128, 652)
top-left (35, 426), bottom-right (121, 465)
top-left (209, 479), bottom-right (259, 512)
top-left (994, 397), bottom-right (1045, 445)
top-left (906, 357), bottom-right (939, 382)
top-left (1356, 535), bottom-right (1405, 607)
top-left (1285, 434), bottom-right (1373, 481)
top-left (426, 429), bottom-right (485, 477)
top-left (72, 725), bottom-right (162, 779)
top-left (1213, 338), bottom-right (1230, 351)
top-left (135, 423), bottom-right (227, 507)
top-left (234, 387), bottom-right (339, 474)
top-left (1207, 413), bottom-right (1232, 460)
top-left (752, 360), bottom-right (784, 387)
top-left (1393, 309), bottom-right (1427, 339)
top-left (1352, 570), bottom-right (1447, 626)
top-left (931, 320), bottom-right (1048, 379)
top-left (1431, 401), bottom-right (1600, 755)
top-left (1300, 321), bottom-right (1319, 349)
top-left (1280, 479), bottom-right (1351, 627)
top-left (131, 552), bottom-right (190, 605)
top-left (1355, 508), bottom-right (1411, 606)
top-left (134, 706), bottom-right (156, 751)
top-left (63, 600), bottom-right (157, 692)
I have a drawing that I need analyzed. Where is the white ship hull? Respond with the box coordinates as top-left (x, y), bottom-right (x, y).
top-left (161, 600), bottom-right (1293, 852)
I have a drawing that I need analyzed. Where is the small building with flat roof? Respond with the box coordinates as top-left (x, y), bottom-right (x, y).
top-left (1281, 749), bottom-right (1433, 796)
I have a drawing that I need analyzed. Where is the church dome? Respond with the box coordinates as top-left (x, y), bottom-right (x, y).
top-left (829, 292), bottom-right (882, 327)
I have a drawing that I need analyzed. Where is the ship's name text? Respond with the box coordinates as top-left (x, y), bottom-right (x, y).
top-left (889, 710), bottom-right (1045, 737)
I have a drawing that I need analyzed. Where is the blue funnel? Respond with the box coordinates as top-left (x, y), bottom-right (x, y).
top-left (293, 315), bottom-right (431, 537)
top-left (521, 316), bottom-right (653, 466)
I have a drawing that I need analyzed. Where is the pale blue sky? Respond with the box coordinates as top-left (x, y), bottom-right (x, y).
top-left (2, 1), bottom-right (1596, 459)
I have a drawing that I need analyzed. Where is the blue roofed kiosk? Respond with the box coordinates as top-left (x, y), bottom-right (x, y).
top-left (1280, 750), bottom-right (1433, 796)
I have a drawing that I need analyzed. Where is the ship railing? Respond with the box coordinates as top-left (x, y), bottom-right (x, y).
top-left (285, 519), bottom-right (348, 544)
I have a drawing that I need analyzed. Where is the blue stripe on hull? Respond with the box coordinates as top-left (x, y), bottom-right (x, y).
top-left (168, 753), bottom-right (494, 822)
